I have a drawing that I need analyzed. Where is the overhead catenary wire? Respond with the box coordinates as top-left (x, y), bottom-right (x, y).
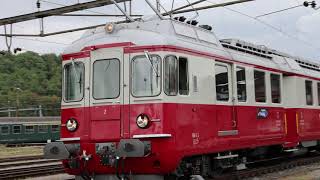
top-left (41, 0), bottom-right (141, 17)
top-left (0, 0), bottom-right (255, 38)
top-left (165, 0), bottom-right (207, 16)
top-left (14, 37), bottom-right (69, 45)
top-left (38, 0), bottom-right (130, 28)
top-left (185, 0), bottom-right (200, 20)
top-left (0, 0), bottom-right (131, 26)
top-left (0, 0), bottom-right (317, 58)
top-left (167, 0), bottom-right (255, 15)
top-left (171, 0), bottom-right (175, 13)
top-left (158, 2), bottom-right (171, 16)
top-left (0, 22), bottom-right (123, 37)
top-left (204, 0), bottom-right (320, 54)
top-left (56, 13), bottom-right (142, 17)
top-left (39, 0), bottom-right (113, 15)
top-left (255, 4), bottom-right (304, 18)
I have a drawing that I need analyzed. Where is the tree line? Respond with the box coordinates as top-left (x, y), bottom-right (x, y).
top-left (0, 52), bottom-right (61, 117)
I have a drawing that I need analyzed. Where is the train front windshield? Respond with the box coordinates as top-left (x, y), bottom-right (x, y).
top-left (93, 59), bottom-right (120, 99)
top-left (131, 55), bottom-right (161, 97)
top-left (64, 62), bottom-right (84, 102)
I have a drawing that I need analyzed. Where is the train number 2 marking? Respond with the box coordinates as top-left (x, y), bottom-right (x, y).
top-left (192, 132), bottom-right (200, 145)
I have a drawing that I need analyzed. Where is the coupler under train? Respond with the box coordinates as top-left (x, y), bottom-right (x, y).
top-left (44, 139), bottom-right (154, 179)
top-left (44, 139), bottom-right (150, 160)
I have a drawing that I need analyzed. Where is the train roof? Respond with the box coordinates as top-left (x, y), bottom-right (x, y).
top-left (64, 16), bottom-right (320, 79)
top-left (0, 116), bottom-right (60, 125)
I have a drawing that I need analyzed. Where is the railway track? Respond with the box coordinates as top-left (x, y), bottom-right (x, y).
top-left (211, 152), bottom-right (320, 179)
top-left (5, 143), bottom-right (46, 147)
top-left (0, 155), bottom-right (43, 163)
top-left (0, 155), bottom-right (64, 179)
top-left (1, 153), bottom-right (319, 179)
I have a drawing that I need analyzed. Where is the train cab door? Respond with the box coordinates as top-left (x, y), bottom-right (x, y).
top-left (215, 61), bottom-right (239, 137)
top-left (89, 48), bottom-right (124, 141)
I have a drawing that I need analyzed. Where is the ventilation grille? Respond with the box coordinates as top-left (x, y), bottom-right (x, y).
top-left (295, 59), bottom-right (320, 72)
top-left (221, 38), bottom-right (320, 72)
top-left (220, 39), bottom-right (272, 60)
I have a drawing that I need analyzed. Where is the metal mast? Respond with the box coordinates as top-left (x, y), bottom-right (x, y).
top-left (156, 0), bottom-right (160, 12)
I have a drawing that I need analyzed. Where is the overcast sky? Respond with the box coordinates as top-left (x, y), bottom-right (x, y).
top-left (0, 0), bottom-right (319, 61)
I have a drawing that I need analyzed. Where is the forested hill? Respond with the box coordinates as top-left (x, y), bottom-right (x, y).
top-left (0, 52), bottom-right (61, 116)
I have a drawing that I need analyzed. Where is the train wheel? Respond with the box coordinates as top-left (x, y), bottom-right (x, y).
top-left (164, 174), bottom-right (191, 180)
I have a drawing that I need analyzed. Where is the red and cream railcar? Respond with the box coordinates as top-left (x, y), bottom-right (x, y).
top-left (44, 16), bottom-right (320, 179)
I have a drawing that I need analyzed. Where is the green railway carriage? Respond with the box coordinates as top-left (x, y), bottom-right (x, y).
top-left (0, 117), bottom-right (60, 144)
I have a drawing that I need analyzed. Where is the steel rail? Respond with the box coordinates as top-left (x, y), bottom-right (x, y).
top-left (0, 159), bottom-right (60, 169)
top-left (0, 155), bottom-right (63, 179)
top-left (0, 155), bottom-right (43, 163)
top-left (0, 164), bottom-right (63, 179)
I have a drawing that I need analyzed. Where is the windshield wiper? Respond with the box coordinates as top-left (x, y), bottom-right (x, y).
top-left (71, 58), bottom-right (82, 93)
top-left (144, 51), bottom-right (160, 77)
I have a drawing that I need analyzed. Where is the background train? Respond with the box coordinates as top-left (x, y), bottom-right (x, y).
top-left (0, 116), bottom-right (60, 144)
top-left (43, 14), bottom-right (320, 180)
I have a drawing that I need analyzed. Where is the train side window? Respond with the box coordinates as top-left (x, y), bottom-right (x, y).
top-left (318, 82), bottom-right (320, 106)
top-left (64, 62), bottom-right (84, 102)
top-left (254, 70), bottom-right (266, 103)
top-left (271, 74), bottom-right (281, 103)
top-left (38, 125), bottom-right (48, 133)
top-left (93, 59), bottom-right (120, 99)
top-left (25, 126), bottom-right (35, 134)
top-left (51, 125), bottom-right (60, 132)
top-left (164, 55), bottom-right (178, 96)
top-left (13, 125), bottom-right (21, 134)
top-left (236, 67), bottom-right (247, 102)
top-left (179, 57), bottom-right (189, 95)
top-left (1, 126), bottom-right (9, 135)
top-left (132, 55), bottom-right (161, 97)
top-left (215, 64), bottom-right (229, 101)
top-left (306, 80), bottom-right (313, 105)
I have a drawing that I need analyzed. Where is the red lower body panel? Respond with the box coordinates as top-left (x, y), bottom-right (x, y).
top-left (60, 104), bottom-right (320, 175)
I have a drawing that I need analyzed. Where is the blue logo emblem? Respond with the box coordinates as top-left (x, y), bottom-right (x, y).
top-left (257, 108), bottom-right (269, 119)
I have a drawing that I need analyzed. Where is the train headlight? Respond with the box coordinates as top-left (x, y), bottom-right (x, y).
top-left (66, 119), bottom-right (78, 132)
top-left (105, 23), bottom-right (114, 33)
top-left (136, 114), bottom-right (150, 129)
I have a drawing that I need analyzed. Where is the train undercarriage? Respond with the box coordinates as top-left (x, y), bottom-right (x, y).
top-left (171, 143), bottom-right (320, 180)
top-left (68, 141), bottom-right (320, 180)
